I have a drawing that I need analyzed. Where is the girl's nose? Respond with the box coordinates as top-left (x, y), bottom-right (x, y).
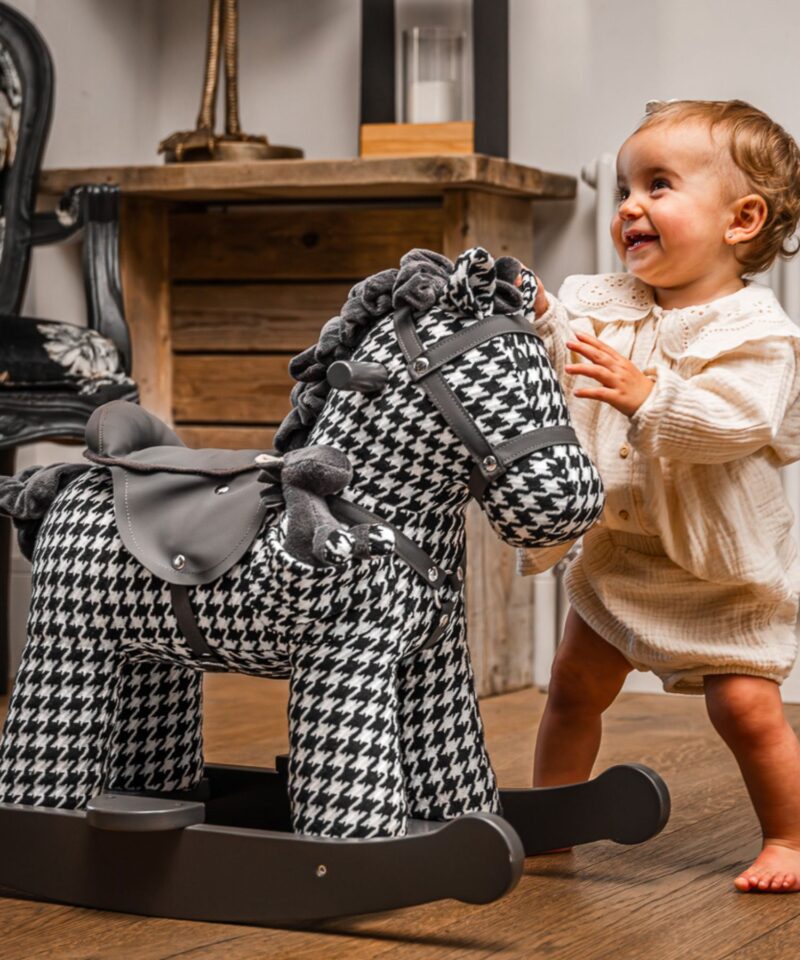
top-left (618, 193), bottom-right (643, 219)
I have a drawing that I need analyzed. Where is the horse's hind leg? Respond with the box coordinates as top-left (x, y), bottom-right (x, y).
top-left (0, 621), bottom-right (125, 809)
top-left (398, 607), bottom-right (500, 820)
top-left (104, 658), bottom-right (204, 794)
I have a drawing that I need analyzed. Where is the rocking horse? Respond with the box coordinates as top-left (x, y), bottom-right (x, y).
top-left (0, 248), bottom-right (670, 924)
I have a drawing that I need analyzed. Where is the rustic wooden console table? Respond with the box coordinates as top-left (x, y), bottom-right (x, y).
top-left (40, 155), bottom-right (576, 696)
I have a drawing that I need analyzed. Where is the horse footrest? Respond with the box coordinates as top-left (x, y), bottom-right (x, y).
top-left (86, 793), bottom-right (205, 831)
top-left (500, 763), bottom-right (671, 855)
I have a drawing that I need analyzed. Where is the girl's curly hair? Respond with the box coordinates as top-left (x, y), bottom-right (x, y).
top-left (640, 99), bottom-right (800, 276)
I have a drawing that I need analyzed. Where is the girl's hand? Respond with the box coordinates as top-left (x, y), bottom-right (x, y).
top-left (514, 269), bottom-right (549, 319)
top-left (565, 331), bottom-right (654, 417)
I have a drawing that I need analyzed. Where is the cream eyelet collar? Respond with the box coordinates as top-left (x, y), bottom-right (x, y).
top-left (557, 272), bottom-right (800, 365)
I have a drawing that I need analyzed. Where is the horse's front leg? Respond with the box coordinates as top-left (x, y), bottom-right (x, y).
top-left (398, 596), bottom-right (501, 820)
top-left (287, 617), bottom-right (406, 839)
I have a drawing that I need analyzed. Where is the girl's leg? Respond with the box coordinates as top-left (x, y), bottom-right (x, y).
top-left (397, 606), bottom-right (500, 821)
top-left (104, 658), bottom-right (205, 794)
top-left (534, 606), bottom-right (633, 787)
top-left (704, 674), bottom-right (800, 892)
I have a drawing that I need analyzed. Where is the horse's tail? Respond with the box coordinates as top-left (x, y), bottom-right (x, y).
top-left (0, 462), bottom-right (91, 559)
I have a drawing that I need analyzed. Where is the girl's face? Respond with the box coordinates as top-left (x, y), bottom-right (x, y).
top-left (611, 121), bottom-right (744, 302)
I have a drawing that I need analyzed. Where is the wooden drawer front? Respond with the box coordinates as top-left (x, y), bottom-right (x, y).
top-left (175, 425), bottom-right (277, 451)
top-left (170, 203), bottom-right (443, 280)
top-left (173, 355), bottom-right (294, 424)
top-left (172, 282), bottom-right (351, 352)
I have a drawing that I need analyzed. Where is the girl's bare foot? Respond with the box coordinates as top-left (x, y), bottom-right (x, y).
top-left (734, 842), bottom-right (800, 893)
top-left (705, 676), bottom-right (800, 894)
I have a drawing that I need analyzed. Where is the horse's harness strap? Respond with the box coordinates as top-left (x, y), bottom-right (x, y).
top-left (328, 495), bottom-right (463, 654)
top-left (407, 312), bottom-right (539, 379)
top-left (169, 583), bottom-right (227, 671)
top-left (467, 425), bottom-right (581, 501)
top-left (395, 305), bottom-right (494, 469)
top-left (394, 306), bottom-right (581, 502)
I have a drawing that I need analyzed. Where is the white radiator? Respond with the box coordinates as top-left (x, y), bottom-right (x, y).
top-left (532, 155), bottom-right (800, 700)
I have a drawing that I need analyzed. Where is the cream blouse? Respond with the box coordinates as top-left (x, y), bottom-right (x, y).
top-left (518, 273), bottom-right (800, 602)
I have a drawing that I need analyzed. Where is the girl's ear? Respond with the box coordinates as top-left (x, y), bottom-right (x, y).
top-left (726, 194), bottom-right (768, 245)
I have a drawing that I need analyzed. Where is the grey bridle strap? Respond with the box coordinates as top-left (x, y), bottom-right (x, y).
top-left (394, 306), bottom-right (581, 502)
top-left (328, 496), bottom-right (459, 592)
top-left (407, 312), bottom-right (538, 380)
top-left (328, 495), bottom-right (462, 654)
top-left (395, 305), bottom-right (495, 469)
top-left (467, 425), bottom-right (580, 501)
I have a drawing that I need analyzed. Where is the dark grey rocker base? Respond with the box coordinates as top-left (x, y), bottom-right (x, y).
top-left (0, 760), bottom-right (670, 924)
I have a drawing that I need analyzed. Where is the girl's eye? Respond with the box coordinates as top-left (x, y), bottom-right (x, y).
top-left (614, 186), bottom-right (629, 203)
top-left (651, 178), bottom-right (670, 192)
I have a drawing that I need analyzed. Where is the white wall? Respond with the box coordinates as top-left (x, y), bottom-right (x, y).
top-left (509, 0), bottom-right (800, 292)
top-left (6, 0), bottom-right (800, 677)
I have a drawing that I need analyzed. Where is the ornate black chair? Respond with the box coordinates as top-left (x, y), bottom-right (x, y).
top-left (0, 4), bottom-right (137, 693)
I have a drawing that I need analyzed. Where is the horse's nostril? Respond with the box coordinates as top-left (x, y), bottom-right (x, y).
top-left (327, 360), bottom-right (388, 394)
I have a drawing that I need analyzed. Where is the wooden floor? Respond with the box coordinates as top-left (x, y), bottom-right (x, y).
top-left (2, 675), bottom-right (800, 960)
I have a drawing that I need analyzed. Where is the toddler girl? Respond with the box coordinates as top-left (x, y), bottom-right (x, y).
top-left (518, 99), bottom-right (800, 892)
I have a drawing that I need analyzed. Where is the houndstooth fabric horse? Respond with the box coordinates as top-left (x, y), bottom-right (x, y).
top-left (0, 248), bottom-right (604, 839)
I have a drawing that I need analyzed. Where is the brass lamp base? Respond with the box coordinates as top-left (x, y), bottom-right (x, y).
top-left (160, 131), bottom-right (304, 164)
top-left (212, 139), bottom-right (304, 162)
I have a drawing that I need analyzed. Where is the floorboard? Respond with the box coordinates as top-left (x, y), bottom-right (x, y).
top-left (1, 675), bottom-right (799, 959)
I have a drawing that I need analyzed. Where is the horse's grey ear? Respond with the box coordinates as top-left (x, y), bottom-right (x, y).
top-left (327, 360), bottom-right (388, 394)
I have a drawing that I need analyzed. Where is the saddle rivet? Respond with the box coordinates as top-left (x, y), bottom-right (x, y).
top-left (439, 614), bottom-right (450, 628)
top-left (483, 455), bottom-right (498, 472)
top-left (427, 566), bottom-right (439, 582)
top-left (316, 864), bottom-right (327, 878)
top-left (172, 554), bottom-right (186, 570)
top-left (412, 356), bottom-right (430, 375)
top-left (214, 484), bottom-right (230, 495)
top-left (254, 453), bottom-right (281, 466)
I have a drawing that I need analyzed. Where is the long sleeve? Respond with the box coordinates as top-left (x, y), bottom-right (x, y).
top-left (627, 338), bottom-right (798, 464)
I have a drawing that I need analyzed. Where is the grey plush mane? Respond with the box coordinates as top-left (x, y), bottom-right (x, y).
top-left (274, 247), bottom-right (528, 452)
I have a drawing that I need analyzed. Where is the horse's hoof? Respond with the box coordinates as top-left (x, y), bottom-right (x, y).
top-left (368, 524), bottom-right (395, 556)
top-left (319, 528), bottom-right (354, 566)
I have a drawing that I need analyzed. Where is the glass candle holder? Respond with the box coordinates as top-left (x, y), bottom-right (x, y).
top-left (402, 27), bottom-right (466, 124)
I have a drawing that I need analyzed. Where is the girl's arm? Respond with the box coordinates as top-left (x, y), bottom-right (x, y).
top-left (628, 339), bottom-right (797, 464)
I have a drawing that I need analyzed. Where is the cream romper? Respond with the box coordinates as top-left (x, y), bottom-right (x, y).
top-left (518, 273), bottom-right (800, 694)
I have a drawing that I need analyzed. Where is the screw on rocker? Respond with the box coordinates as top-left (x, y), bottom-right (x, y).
top-left (0, 248), bottom-right (670, 924)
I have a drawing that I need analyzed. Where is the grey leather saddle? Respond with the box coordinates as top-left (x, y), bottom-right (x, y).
top-left (85, 400), bottom-right (282, 588)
